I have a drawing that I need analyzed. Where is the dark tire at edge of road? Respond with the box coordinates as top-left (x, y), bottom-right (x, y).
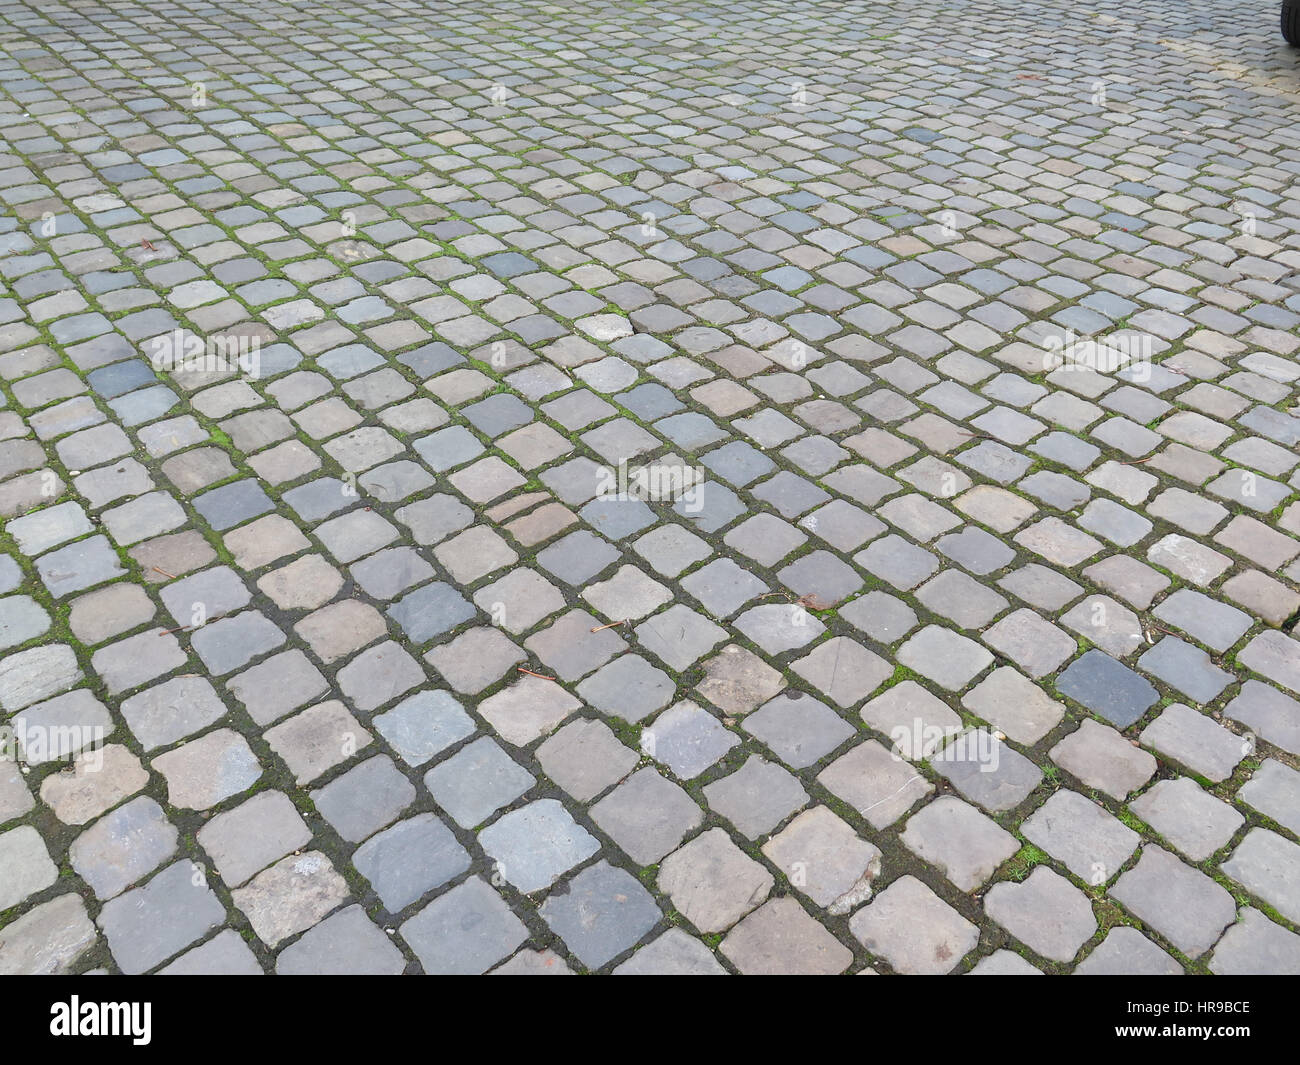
top-left (1286, 0), bottom-right (1300, 46)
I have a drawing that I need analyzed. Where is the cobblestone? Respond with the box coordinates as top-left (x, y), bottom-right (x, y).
top-left (1111, 847), bottom-right (1237, 958)
top-left (985, 867), bottom-right (1098, 964)
top-left (1, 0), bottom-right (1297, 978)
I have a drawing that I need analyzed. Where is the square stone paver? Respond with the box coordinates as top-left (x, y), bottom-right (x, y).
top-left (526, 609), bottom-right (627, 681)
top-left (1050, 720), bottom-right (1158, 800)
top-left (476, 674), bottom-right (581, 747)
top-left (1055, 650), bottom-right (1159, 728)
top-left (695, 644), bottom-right (786, 716)
top-left (612, 929), bottom-right (727, 975)
top-left (1210, 908), bottom-right (1300, 976)
top-left (703, 756), bottom-right (809, 840)
top-left (577, 655), bottom-right (675, 724)
top-left (861, 681), bottom-right (963, 760)
top-left (933, 732), bottom-right (1043, 813)
top-left (790, 637), bottom-right (893, 708)
top-left (424, 627), bottom-right (525, 695)
top-left (897, 626), bottom-right (994, 690)
top-left (961, 668), bottom-right (1064, 745)
top-left (479, 798), bottom-right (600, 894)
top-left (97, 861), bottom-right (226, 974)
top-left (591, 769), bottom-right (703, 866)
top-left (0, 826), bottom-right (59, 911)
top-left (276, 906), bottom-right (406, 975)
top-left (1021, 789), bottom-right (1139, 886)
top-left (850, 875), bottom-right (979, 974)
top-left (540, 861), bottom-right (661, 969)
top-left (984, 866), bottom-right (1097, 963)
top-left (67, 795), bottom-right (178, 905)
top-left (899, 796), bottom-right (1019, 892)
top-left (658, 828), bottom-right (774, 933)
top-left (1238, 759), bottom-right (1300, 838)
top-left (762, 806), bottom-right (881, 913)
top-left (152, 729), bottom-right (262, 811)
top-left (643, 701), bottom-right (739, 779)
top-left (743, 693), bottom-right (856, 770)
top-left (197, 791), bottom-right (312, 888)
top-left (231, 851), bottom-right (350, 949)
top-left (1221, 829), bottom-right (1300, 926)
top-left (1128, 777), bottom-right (1244, 863)
top-left (635, 604), bottom-right (728, 671)
top-left (818, 741), bottom-right (933, 829)
top-left (264, 701), bottom-right (373, 785)
top-left (353, 815), bottom-right (471, 913)
top-left (537, 719), bottom-right (639, 802)
top-left (1110, 846), bottom-right (1237, 958)
top-left (1074, 927), bottom-right (1183, 976)
top-left (721, 897), bottom-right (854, 975)
top-left (312, 755), bottom-right (416, 843)
top-left (399, 876), bottom-right (528, 974)
top-left (424, 737), bottom-right (535, 830)
top-left (1139, 703), bottom-right (1247, 782)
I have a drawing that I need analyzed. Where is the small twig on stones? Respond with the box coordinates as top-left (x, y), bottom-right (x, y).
top-left (590, 619), bottom-right (626, 633)
top-left (517, 667), bottom-right (556, 681)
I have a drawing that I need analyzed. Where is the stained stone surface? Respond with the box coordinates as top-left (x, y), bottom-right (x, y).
top-left (984, 867), bottom-right (1098, 964)
top-left (850, 876), bottom-right (979, 975)
top-left (0, 0), bottom-right (1296, 977)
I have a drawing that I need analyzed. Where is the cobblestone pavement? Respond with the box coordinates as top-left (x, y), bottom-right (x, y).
top-left (1, 0), bottom-right (1300, 977)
